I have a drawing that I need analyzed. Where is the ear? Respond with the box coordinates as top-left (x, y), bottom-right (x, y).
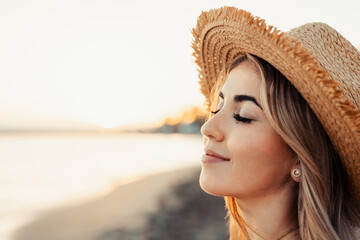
top-left (290, 158), bottom-right (301, 183)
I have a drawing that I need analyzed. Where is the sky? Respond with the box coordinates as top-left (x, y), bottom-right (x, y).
top-left (0, 0), bottom-right (359, 129)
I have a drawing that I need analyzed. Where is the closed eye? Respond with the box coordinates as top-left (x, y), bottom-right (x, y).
top-left (210, 110), bottom-right (252, 124)
top-left (233, 113), bottom-right (252, 124)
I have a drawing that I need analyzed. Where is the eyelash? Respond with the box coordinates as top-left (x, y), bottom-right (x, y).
top-left (211, 110), bottom-right (252, 124)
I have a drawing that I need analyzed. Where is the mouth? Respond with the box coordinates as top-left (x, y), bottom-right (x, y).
top-left (201, 149), bottom-right (230, 163)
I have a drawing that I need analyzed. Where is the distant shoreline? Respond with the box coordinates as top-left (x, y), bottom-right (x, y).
top-left (0, 129), bottom-right (201, 135)
top-left (0, 109), bottom-right (205, 135)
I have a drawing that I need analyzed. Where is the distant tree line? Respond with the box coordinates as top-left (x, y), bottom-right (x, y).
top-left (153, 106), bottom-right (208, 134)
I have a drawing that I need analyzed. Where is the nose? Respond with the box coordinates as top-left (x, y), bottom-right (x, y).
top-left (201, 113), bottom-right (225, 142)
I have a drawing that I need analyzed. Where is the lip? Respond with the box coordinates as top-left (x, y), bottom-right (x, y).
top-left (201, 149), bottom-right (230, 163)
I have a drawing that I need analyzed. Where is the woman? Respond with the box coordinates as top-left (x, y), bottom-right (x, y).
top-left (192, 7), bottom-right (360, 240)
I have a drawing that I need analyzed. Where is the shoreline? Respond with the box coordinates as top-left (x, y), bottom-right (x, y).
top-left (13, 166), bottom-right (214, 240)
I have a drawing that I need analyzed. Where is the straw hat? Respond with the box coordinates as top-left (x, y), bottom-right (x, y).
top-left (191, 7), bottom-right (360, 202)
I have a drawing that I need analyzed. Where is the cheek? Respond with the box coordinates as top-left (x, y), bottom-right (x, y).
top-left (229, 126), bottom-right (290, 164)
top-left (228, 127), bottom-right (294, 190)
top-left (258, 129), bottom-right (293, 164)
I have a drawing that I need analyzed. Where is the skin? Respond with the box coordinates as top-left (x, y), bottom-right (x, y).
top-left (200, 61), bottom-right (301, 239)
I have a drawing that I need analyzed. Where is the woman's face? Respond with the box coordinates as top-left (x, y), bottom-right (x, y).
top-left (200, 60), bottom-right (296, 200)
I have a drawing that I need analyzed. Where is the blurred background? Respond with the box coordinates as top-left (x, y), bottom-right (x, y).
top-left (1, 0), bottom-right (359, 239)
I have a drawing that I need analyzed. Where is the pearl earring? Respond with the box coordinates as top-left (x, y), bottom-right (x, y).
top-left (292, 168), bottom-right (301, 178)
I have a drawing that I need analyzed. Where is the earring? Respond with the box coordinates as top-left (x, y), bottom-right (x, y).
top-left (292, 168), bottom-right (301, 178)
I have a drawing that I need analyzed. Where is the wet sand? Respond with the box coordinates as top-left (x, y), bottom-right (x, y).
top-left (13, 166), bottom-right (202, 240)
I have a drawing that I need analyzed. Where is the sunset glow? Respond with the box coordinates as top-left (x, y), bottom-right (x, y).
top-left (0, 0), bottom-right (359, 130)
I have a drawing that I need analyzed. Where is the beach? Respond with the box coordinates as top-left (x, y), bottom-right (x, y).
top-left (0, 133), bottom-right (227, 240)
top-left (12, 166), bottom-right (228, 240)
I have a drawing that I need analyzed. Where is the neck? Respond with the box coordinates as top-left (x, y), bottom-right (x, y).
top-left (235, 181), bottom-right (300, 240)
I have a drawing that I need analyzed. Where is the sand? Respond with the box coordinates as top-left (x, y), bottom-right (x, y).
top-left (13, 166), bottom-right (200, 240)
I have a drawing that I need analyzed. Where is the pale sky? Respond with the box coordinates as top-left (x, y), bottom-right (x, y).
top-left (0, 0), bottom-right (359, 129)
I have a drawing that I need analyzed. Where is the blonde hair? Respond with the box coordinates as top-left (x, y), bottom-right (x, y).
top-left (208, 54), bottom-right (360, 240)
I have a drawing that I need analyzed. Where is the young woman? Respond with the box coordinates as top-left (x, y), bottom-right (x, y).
top-left (192, 7), bottom-right (360, 240)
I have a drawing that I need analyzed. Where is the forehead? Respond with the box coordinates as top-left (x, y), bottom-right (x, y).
top-left (221, 61), bottom-right (261, 98)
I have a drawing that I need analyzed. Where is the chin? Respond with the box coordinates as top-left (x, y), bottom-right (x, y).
top-left (199, 168), bottom-right (229, 197)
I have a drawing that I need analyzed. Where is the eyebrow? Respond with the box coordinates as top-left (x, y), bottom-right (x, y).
top-left (219, 91), bottom-right (263, 110)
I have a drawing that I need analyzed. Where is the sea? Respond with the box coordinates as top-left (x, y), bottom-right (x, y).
top-left (0, 133), bottom-right (203, 240)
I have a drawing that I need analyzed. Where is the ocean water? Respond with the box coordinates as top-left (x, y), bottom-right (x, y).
top-left (0, 133), bottom-right (203, 240)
